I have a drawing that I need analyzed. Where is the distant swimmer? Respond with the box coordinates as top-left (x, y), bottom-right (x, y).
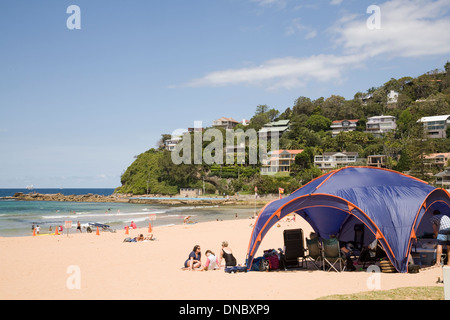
top-left (184, 216), bottom-right (191, 224)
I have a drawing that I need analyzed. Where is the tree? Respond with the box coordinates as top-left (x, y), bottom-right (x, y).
top-left (305, 114), bottom-right (332, 132)
top-left (396, 108), bottom-right (415, 136)
top-left (296, 167), bottom-right (323, 185)
top-left (322, 95), bottom-right (346, 120)
top-left (255, 104), bottom-right (269, 114)
top-left (267, 109), bottom-right (280, 122)
top-left (383, 78), bottom-right (401, 93)
top-left (249, 113), bottom-right (270, 131)
top-left (410, 93), bottom-right (450, 118)
top-left (292, 96), bottom-right (314, 116)
top-left (294, 147), bottom-right (314, 170)
top-left (249, 105), bottom-right (280, 131)
top-left (403, 123), bottom-right (436, 181)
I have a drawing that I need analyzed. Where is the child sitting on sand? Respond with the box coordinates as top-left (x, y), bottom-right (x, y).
top-left (198, 250), bottom-right (218, 271)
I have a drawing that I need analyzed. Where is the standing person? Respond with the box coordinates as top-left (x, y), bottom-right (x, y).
top-left (35, 225), bottom-right (40, 235)
top-left (217, 241), bottom-right (237, 268)
top-left (431, 210), bottom-right (450, 267)
top-left (184, 245), bottom-right (202, 271)
top-left (76, 221), bottom-right (82, 233)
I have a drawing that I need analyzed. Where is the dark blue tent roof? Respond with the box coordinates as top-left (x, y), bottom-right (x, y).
top-left (246, 167), bottom-right (450, 273)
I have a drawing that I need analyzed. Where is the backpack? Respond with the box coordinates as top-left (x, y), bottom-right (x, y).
top-left (251, 257), bottom-right (270, 272)
top-left (251, 257), bottom-right (263, 271)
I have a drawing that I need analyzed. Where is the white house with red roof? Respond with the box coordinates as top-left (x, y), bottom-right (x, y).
top-left (212, 117), bottom-right (240, 129)
top-left (261, 149), bottom-right (303, 175)
top-left (330, 119), bottom-right (359, 137)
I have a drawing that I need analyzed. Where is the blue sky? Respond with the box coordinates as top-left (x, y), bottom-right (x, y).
top-left (0, 0), bottom-right (449, 188)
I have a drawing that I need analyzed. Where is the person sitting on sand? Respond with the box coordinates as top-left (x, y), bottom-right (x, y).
top-left (217, 241), bottom-right (237, 268)
top-left (130, 221), bottom-right (137, 229)
top-left (184, 245), bottom-right (202, 270)
top-left (199, 250), bottom-right (217, 271)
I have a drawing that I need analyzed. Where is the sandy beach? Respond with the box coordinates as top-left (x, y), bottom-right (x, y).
top-left (0, 216), bottom-right (444, 300)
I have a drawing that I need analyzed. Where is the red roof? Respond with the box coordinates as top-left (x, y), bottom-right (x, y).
top-left (332, 119), bottom-right (359, 124)
top-left (271, 149), bottom-right (304, 155)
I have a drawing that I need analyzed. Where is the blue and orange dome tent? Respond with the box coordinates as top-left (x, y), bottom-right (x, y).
top-left (246, 167), bottom-right (450, 273)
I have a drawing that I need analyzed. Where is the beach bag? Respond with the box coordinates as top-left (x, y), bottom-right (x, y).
top-left (263, 249), bottom-right (279, 270)
top-left (250, 257), bottom-right (263, 271)
top-left (259, 258), bottom-right (270, 272)
top-left (250, 257), bottom-right (269, 272)
top-left (267, 255), bottom-right (279, 270)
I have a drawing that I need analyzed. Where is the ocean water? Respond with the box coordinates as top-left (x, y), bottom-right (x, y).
top-left (0, 189), bottom-right (259, 237)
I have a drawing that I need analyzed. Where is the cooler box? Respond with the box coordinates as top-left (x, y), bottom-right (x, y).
top-left (416, 248), bottom-right (436, 266)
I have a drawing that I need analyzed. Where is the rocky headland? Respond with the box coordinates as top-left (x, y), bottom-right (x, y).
top-left (6, 192), bottom-right (273, 206)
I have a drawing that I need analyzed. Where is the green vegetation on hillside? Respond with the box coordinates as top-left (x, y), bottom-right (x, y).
top-left (117, 62), bottom-right (450, 195)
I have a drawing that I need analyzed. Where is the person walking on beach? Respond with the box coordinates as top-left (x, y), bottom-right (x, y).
top-left (77, 221), bottom-right (82, 233)
top-left (431, 210), bottom-right (450, 267)
top-left (184, 245), bottom-right (202, 271)
top-left (217, 241), bottom-right (237, 268)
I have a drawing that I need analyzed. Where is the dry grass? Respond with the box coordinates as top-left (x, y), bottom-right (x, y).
top-left (318, 286), bottom-right (444, 300)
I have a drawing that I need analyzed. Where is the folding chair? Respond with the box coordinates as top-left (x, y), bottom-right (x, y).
top-left (283, 229), bottom-right (305, 268)
top-left (305, 237), bottom-right (322, 270)
top-left (322, 238), bottom-right (346, 272)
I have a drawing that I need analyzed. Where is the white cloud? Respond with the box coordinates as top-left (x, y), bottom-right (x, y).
top-left (185, 54), bottom-right (366, 89)
top-left (250, 0), bottom-right (286, 8)
top-left (332, 0), bottom-right (450, 58)
top-left (181, 0), bottom-right (450, 90)
top-left (285, 18), bottom-right (317, 39)
top-left (330, 0), bottom-right (343, 5)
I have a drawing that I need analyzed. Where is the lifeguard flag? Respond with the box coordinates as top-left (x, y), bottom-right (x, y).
top-left (279, 188), bottom-right (284, 194)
